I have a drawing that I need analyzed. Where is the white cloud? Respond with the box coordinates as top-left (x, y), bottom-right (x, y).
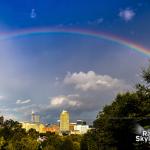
top-left (64, 71), bottom-right (130, 91)
top-left (119, 8), bottom-right (135, 21)
top-left (67, 94), bottom-right (79, 98)
top-left (88, 18), bottom-right (104, 25)
top-left (30, 8), bottom-right (36, 18)
top-left (0, 96), bottom-right (5, 100)
top-left (3, 114), bottom-right (17, 121)
top-left (0, 106), bottom-right (17, 120)
top-left (13, 104), bottom-right (38, 117)
top-left (50, 95), bottom-right (81, 107)
top-left (16, 99), bottom-right (31, 104)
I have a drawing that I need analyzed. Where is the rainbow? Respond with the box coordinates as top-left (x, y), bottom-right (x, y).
top-left (0, 27), bottom-right (149, 57)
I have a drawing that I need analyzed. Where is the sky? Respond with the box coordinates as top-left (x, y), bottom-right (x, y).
top-left (0, 0), bottom-right (150, 124)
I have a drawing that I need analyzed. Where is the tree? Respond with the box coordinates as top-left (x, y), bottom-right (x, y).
top-left (0, 119), bottom-right (27, 146)
top-left (43, 145), bottom-right (56, 150)
top-left (83, 64), bottom-right (150, 150)
top-left (3, 119), bottom-right (21, 130)
top-left (0, 137), bottom-right (6, 149)
top-left (73, 141), bottom-right (80, 150)
top-left (81, 131), bottom-right (98, 150)
top-left (43, 133), bottom-right (63, 150)
top-left (27, 128), bottom-right (39, 139)
top-left (6, 137), bottom-right (39, 150)
top-left (62, 137), bottom-right (74, 150)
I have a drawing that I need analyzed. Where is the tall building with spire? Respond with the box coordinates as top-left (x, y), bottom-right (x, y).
top-left (31, 111), bottom-right (40, 123)
top-left (60, 110), bottom-right (69, 134)
top-left (21, 111), bottom-right (44, 133)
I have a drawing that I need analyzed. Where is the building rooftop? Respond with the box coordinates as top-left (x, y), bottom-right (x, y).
top-left (61, 110), bottom-right (68, 114)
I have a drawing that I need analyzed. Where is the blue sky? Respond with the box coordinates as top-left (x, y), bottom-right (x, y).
top-left (0, 0), bottom-right (150, 124)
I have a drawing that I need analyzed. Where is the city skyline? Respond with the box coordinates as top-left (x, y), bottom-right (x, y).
top-left (0, 0), bottom-right (150, 124)
top-left (20, 109), bottom-right (90, 135)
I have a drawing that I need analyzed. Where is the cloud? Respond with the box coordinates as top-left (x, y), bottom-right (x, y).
top-left (3, 114), bottom-right (17, 121)
top-left (0, 96), bottom-right (6, 100)
top-left (119, 8), bottom-right (135, 21)
top-left (0, 106), bottom-right (18, 121)
top-left (88, 18), bottom-right (104, 25)
top-left (13, 104), bottom-right (38, 116)
top-left (30, 8), bottom-right (36, 19)
top-left (16, 99), bottom-right (31, 104)
top-left (50, 95), bottom-right (81, 108)
top-left (64, 71), bottom-right (130, 91)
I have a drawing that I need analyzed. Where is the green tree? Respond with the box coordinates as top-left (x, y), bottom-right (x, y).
top-left (3, 119), bottom-right (22, 130)
top-left (0, 120), bottom-right (23, 141)
top-left (62, 137), bottom-right (74, 150)
top-left (43, 133), bottom-right (63, 150)
top-left (6, 137), bottom-right (39, 150)
top-left (0, 137), bottom-right (6, 149)
top-left (81, 130), bottom-right (98, 150)
top-left (27, 128), bottom-right (39, 139)
top-left (83, 64), bottom-right (150, 150)
top-left (73, 141), bottom-right (80, 150)
top-left (43, 145), bottom-right (56, 150)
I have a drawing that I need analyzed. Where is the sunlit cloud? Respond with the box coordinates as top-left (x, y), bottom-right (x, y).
top-left (50, 95), bottom-right (81, 108)
top-left (64, 71), bottom-right (130, 91)
top-left (16, 99), bottom-right (31, 104)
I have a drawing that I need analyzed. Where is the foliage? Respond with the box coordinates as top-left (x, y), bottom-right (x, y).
top-left (43, 145), bottom-right (55, 150)
top-left (62, 137), bottom-right (74, 150)
top-left (0, 136), bottom-right (5, 149)
top-left (73, 141), bottom-right (80, 150)
top-left (28, 128), bottom-right (39, 139)
top-left (6, 137), bottom-right (39, 150)
top-left (82, 64), bottom-right (150, 150)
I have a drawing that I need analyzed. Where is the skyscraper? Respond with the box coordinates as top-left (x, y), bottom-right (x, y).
top-left (60, 110), bottom-right (69, 134)
top-left (31, 111), bottom-right (40, 123)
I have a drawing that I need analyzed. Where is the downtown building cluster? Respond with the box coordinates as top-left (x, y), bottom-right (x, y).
top-left (21, 110), bottom-right (91, 135)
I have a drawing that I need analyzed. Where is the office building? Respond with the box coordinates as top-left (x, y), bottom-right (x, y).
top-left (69, 123), bottom-right (76, 131)
top-left (31, 111), bottom-right (40, 123)
top-left (60, 110), bottom-right (70, 134)
top-left (43, 124), bottom-right (59, 133)
top-left (21, 112), bottom-right (44, 133)
top-left (74, 124), bottom-right (89, 134)
top-left (21, 122), bottom-right (45, 133)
